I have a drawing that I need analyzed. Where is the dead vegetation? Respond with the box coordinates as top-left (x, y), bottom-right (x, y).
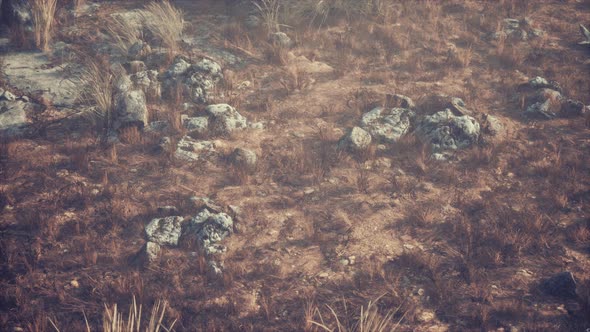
top-left (0, 0), bottom-right (589, 331)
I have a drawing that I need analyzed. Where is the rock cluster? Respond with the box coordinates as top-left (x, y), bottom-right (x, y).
top-left (491, 17), bottom-right (544, 41)
top-left (162, 56), bottom-right (223, 104)
top-left (143, 207), bottom-right (234, 264)
top-left (522, 77), bottom-right (587, 119)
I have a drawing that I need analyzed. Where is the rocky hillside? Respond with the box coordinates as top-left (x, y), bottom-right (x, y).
top-left (0, 0), bottom-right (589, 331)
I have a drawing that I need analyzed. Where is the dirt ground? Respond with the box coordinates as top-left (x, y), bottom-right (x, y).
top-left (1, 0), bottom-right (589, 331)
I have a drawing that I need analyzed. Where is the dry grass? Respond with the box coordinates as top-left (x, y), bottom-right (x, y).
top-left (106, 16), bottom-right (143, 57)
top-left (77, 57), bottom-right (117, 140)
top-left (143, 1), bottom-right (185, 56)
top-left (31, 0), bottom-right (58, 51)
top-left (252, 0), bottom-right (282, 34)
top-left (310, 295), bottom-right (403, 332)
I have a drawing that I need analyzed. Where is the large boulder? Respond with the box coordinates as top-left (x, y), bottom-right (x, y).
top-left (145, 216), bottom-right (185, 246)
top-left (188, 208), bottom-right (234, 255)
top-left (415, 109), bottom-right (480, 151)
top-left (162, 56), bottom-right (223, 104)
top-left (206, 104), bottom-right (248, 135)
top-left (360, 107), bottom-right (415, 143)
top-left (338, 126), bottom-right (372, 152)
top-left (114, 89), bottom-right (148, 130)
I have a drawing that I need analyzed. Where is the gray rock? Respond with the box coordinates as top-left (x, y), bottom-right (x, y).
top-left (482, 114), bottom-right (504, 136)
top-left (490, 18), bottom-right (544, 42)
top-left (541, 272), bottom-right (577, 299)
top-left (146, 121), bottom-right (170, 133)
top-left (128, 40), bottom-right (151, 59)
top-left (163, 56), bottom-right (223, 104)
top-left (528, 76), bottom-right (562, 92)
top-left (182, 115), bottom-right (209, 135)
top-left (113, 74), bottom-right (133, 94)
top-left (560, 99), bottom-right (587, 118)
top-left (229, 147), bottom-right (257, 171)
top-left (0, 100), bottom-right (29, 138)
top-left (192, 58), bottom-right (222, 77)
top-left (158, 136), bottom-right (172, 151)
top-left (208, 260), bottom-right (224, 276)
top-left (416, 109), bottom-right (480, 151)
top-left (145, 241), bottom-right (161, 263)
top-left (165, 57), bottom-right (192, 78)
top-left (145, 216), bottom-right (185, 246)
top-left (206, 104), bottom-right (248, 134)
top-left (188, 208), bottom-right (234, 255)
top-left (175, 136), bottom-right (216, 162)
top-left (114, 90), bottom-right (148, 129)
top-left (361, 107), bottom-right (414, 143)
top-left (1, 90), bottom-right (17, 102)
top-left (130, 70), bottom-right (160, 101)
top-left (526, 99), bottom-right (556, 119)
top-left (270, 32), bottom-right (293, 48)
top-left (339, 126), bottom-right (372, 151)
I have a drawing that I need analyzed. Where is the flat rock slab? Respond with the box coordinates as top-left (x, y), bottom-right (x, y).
top-left (2, 52), bottom-right (79, 107)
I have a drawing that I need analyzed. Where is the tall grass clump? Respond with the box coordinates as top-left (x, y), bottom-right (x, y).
top-left (143, 1), bottom-right (185, 56)
top-left (77, 57), bottom-right (117, 142)
top-left (31, 0), bottom-right (58, 51)
top-left (311, 296), bottom-right (404, 332)
top-left (252, 0), bottom-right (282, 33)
top-left (107, 16), bottom-right (143, 56)
top-left (102, 297), bottom-right (176, 332)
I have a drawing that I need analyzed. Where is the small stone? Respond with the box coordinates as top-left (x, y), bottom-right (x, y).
top-left (70, 279), bottom-right (80, 288)
top-left (417, 310), bottom-right (436, 323)
top-left (339, 126), bottom-right (372, 152)
top-left (1, 90), bottom-right (16, 101)
top-left (157, 206), bottom-right (179, 215)
top-left (269, 32), bottom-right (293, 48)
top-left (229, 147), bottom-right (257, 171)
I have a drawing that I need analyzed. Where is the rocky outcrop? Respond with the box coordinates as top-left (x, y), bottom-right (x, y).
top-left (145, 216), bottom-right (185, 246)
top-left (415, 109), bottom-right (480, 151)
top-left (187, 208), bottom-right (234, 255)
top-left (162, 56), bottom-right (223, 104)
top-left (175, 136), bottom-right (216, 162)
top-left (521, 77), bottom-right (587, 119)
top-left (360, 107), bottom-right (415, 143)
